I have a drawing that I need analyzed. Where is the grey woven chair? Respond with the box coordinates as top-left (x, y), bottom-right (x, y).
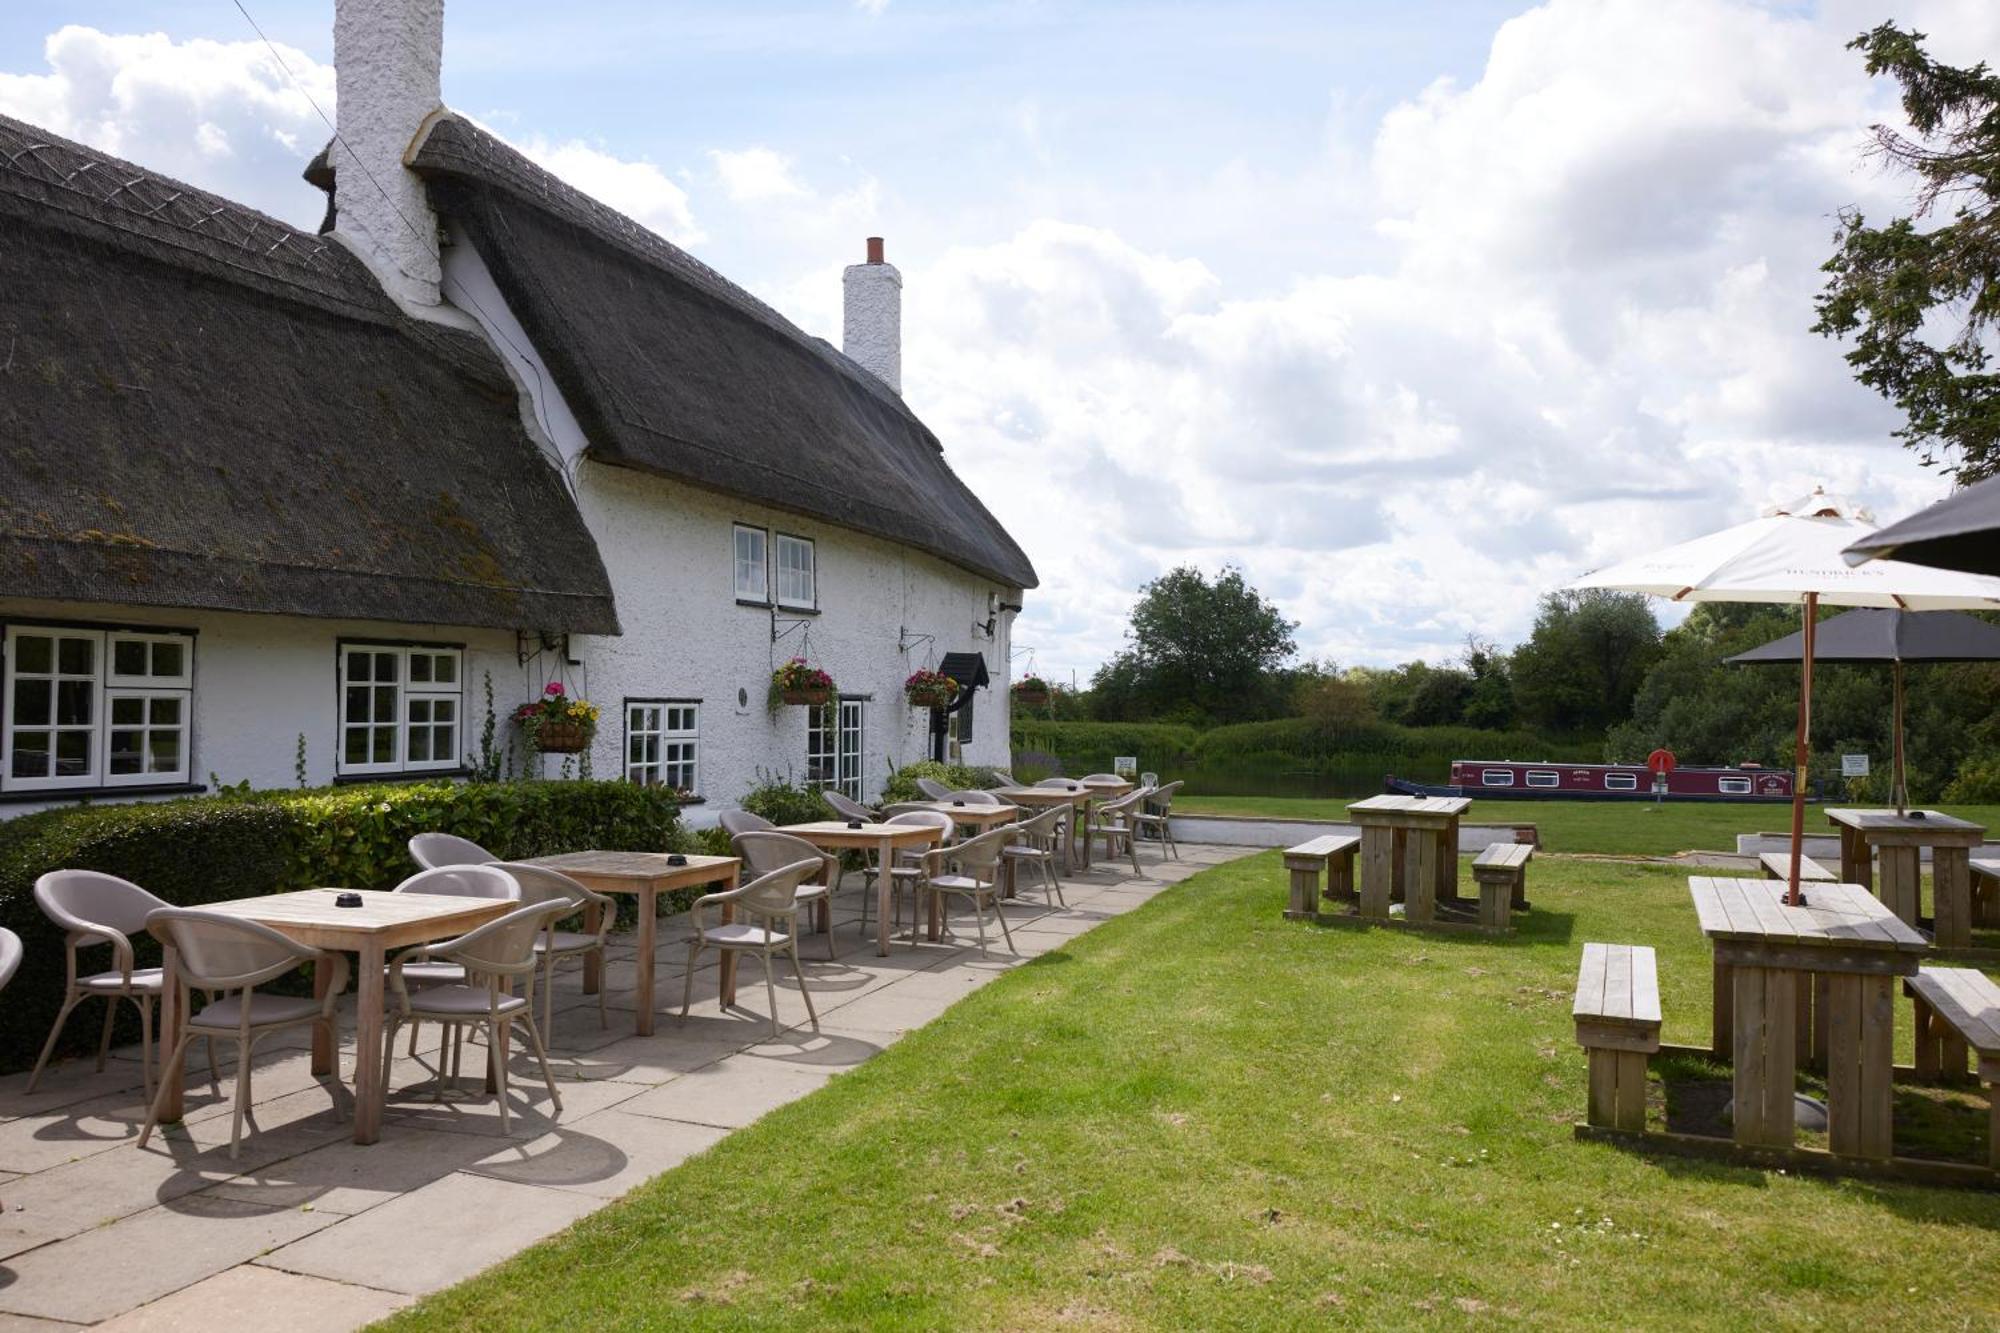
top-left (729, 831), bottom-right (839, 960)
top-left (946, 789), bottom-right (1003, 806)
top-left (1034, 777), bottom-right (1082, 790)
top-left (1132, 780), bottom-right (1183, 859)
top-left (138, 908), bottom-right (350, 1159)
top-left (679, 858), bottom-right (825, 1039)
top-left (28, 869), bottom-right (205, 1105)
top-left (383, 899), bottom-right (568, 1134)
top-left (391, 864), bottom-right (520, 1064)
top-left (1090, 790), bottom-right (1148, 875)
top-left (914, 777), bottom-right (954, 801)
top-left (871, 809), bottom-right (955, 937)
top-left (919, 824), bottom-right (1019, 957)
top-left (0, 927), bottom-right (19, 993)
top-left (823, 790), bottom-right (879, 824)
top-left (1001, 804), bottom-right (1069, 905)
top-left (408, 832), bottom-right (500, 871)
top-left (491, 862), bottom-right (615, 1039)
top-left (718, 809), bottom-right (776, 839)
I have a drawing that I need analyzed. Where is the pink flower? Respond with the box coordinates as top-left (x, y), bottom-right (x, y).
top-left (544, 682), bottom-right (565, 696)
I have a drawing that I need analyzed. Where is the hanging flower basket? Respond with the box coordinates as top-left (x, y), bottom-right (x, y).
top-left (773, 658), bottom-right (836, 708)
top-left (1011, 676), bottom-right (1051, 708)
top-left (514, 681), bottom-right (600, 754)
top-left (903, 668), bottom-right (959, 710)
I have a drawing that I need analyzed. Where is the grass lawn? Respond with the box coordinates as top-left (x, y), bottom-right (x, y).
top-left (387, 854), bottom-right (2000, 1330)
top-left (1176, 794), bottom-right (2000, 858)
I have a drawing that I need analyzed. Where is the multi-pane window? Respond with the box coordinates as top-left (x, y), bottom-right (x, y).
top-left (774, 534), bottom-right (816, 609)
top-left (807, 698), bottom-right (863, 800)
top-left (337, 644), bottom-right (461, 776)
top-left (2, 626), bottom-right (193, 791)
top-left (626, 701), bottom-right (698, 793)
top-left (733, 525), bottom-right (768, 603)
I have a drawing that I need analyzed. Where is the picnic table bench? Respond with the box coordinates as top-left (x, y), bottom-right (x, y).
top-left (1573, 942), bottom-right (1661, 1133)
top-left (1283, 834), bottom-right (1359, 918)
top-left (1758, 851), bottom-right (1836, 883)
top-left (1905, 967), bottom-right (2000, 1168)
top-left (1973, 859), bottom-right (2000, 930)
top-left (1470, 841), bottom-right (1533, 930)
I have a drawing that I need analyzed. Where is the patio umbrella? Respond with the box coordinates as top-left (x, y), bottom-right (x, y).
top-left (1569, 486), bottom-right (2000, 901)
top-left (1724, 608), bottom-right (2000, 815)
top-left (1842, 472), bottom-right (2000, 577)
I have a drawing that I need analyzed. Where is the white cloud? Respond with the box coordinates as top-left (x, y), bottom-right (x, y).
top-left (708, 145), bottom-right (808, 203)
top-left (855, 0), bottom-right (891, 14)
top-left (515, 135), bottom-right (702, 245)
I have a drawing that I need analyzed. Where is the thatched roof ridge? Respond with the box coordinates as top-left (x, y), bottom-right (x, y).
top-left (0, 113), bottom-right (619, 634)
top-left (406, 115), bottom-right (1037, 590)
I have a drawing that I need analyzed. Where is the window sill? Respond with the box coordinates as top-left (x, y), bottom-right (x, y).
top-left (332, 768), bottom-right (473, 786)
top-left (775, 604), bottom-right (821, 616)
top-left (0, 782), bottom-right (205, 805)
top-left (735, 598), bottom-right (773, 610)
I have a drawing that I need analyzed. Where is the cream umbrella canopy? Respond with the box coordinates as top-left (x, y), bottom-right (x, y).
top-left (1569, 487), bottom-right (2000, 901)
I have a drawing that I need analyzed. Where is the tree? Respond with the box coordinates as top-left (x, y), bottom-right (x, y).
top-left (1460, 635), bottom-right (1516, 730)
top-left (1089, 565), bottom-right (1298, 723)
top-left (1510, 590), bottom-right (1662, 733)
top-left (1813, 24), bottom-right (2000, 482)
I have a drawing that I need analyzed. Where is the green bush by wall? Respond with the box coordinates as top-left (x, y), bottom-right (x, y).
top-left (0, 781), bottom-right (684, 1074)
top-left (1011, 717), bottom-right (1600, 778)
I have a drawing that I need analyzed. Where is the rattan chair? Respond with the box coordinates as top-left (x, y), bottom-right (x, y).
top-left (914, 777), bottom-right (954, 801)
top-left (1034, 777), bottom-right (1081, 789)
top-left (1090, 791), bottom-right (1148, 875)
top-left (391, 865), bottom-right (520, 1064)
top-left (729, 831), bottom-right (839, 960)
top-left (718, 809), bottom-right (776, 839)
top-left (28, 870), bottom-right (197, 1104)
top-left (872, 809), bottom-right (955, 937)
top-left (0, 927), bottom-right (19, 993)
top-left (1132, 780), bottom-right (1183, 860)
top-left (408, 832), bottom-right (500, 870)
top-left (383, 899), bottom-right (568, 1134)
top-left (491, 862), bottom-right (614, 1039)
top-left (138, 908), bottom-right (350, 1159)
top-left (1001, 804), bottom-right (1069, 905)
top-left (679, 858), bottom-right (824, 1039)
top-left (822, 790), bottom-right (879, 824)
top-left (946, 789), bottom-right (1003, 806)
top-left (919, 824), bottom-right (1019, 957)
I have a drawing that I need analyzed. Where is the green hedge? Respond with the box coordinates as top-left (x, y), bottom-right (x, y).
top-left (880, 761), bottom-right (1006, 805)
top-left (1011, 717), bottom-right (1601, 779)
top-left (1008, 722), bottom-right (1200, 777)
top-left (0, 781), bottom-right (685, 1074)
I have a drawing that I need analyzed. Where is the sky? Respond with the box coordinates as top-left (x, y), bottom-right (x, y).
top-left (4, 0), bottom-right (1997, 688)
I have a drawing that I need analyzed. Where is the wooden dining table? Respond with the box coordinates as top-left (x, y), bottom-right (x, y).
top-left (907, 800), bottom-right (1020, 836)
top-left (778, 820), bottom-right (945, 956)
top-left (1346, 794), bottom-right (1471, 923)
top-left (1825, 808), bottom-right (1987, 948)
top-left (519, 851), bottom-right (741, 1037)
top-left (993, 784), bottom-right (1100, 870)
top-left (156, 888), bottom-right (515, 1145)
top-left (1690, 875), bottom-right (1927, 1159)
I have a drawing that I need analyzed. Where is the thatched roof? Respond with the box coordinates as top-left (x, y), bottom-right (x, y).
top-left (0, 113), bottom-right (619, 634)
top-left (397, 115), bottom-right (1036, 590)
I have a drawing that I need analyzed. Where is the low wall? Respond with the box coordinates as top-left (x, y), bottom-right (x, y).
top-left (1735, 831), bottom-right (2000, 862)
top-left (1169, 814), bottom-right (1533, 852)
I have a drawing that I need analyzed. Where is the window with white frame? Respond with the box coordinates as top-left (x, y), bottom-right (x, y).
top-left (626, 700), bottom-right (698, 793)
top-left (733, 525), bottom-right (769, 603)
top-left (807, 698), bottom-right (863, 799)
top-left (3, 625), bottom-right (194, 791)
top-left (774, 533), bottom-right (816, 609)
top-left (337, 643), bottom-right (461, 776)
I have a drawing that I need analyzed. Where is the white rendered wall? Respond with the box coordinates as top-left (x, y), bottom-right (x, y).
top-left (331, 0), bottom-right (446, 312)
top-left (0, 597), bottom-right (524, 816)
top-left (566, 463), bottom-right (1017, 820)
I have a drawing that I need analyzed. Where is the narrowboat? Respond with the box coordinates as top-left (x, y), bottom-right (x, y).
top-left (1386, 760), bottom-right (1794, 803)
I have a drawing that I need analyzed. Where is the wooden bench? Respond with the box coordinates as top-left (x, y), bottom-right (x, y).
top-left (1573, 943), bottom-right (1661, 1133)
top-left (1283, 834), bottom-right (1359, 918)
top-left (1905, 966), bottom-right (2000, 1168)
top-left (1973, 859), bottom-right (2000, 930)
top-left (1470, 841), bottom-right (1533, 929)
top-left (1758, 851), bottom-right (1836, 882)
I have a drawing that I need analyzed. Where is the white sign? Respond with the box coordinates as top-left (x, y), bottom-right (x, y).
top-left (1114, 756), bottom-right (1138, 777)
top-left (1841, 753), bottom-right (1870, 778)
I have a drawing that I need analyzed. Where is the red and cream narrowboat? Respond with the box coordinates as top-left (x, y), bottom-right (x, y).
top-left (1386, 760), bottom-right (1793, 803)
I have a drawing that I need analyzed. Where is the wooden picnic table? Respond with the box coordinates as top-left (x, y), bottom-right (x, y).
top-left (520, 852), bottom-right (741, 1037)
top-left (1689, 875), bottom-right (1928, 1159)
top-left (989, 785), bottom-right (1096, 871)
top-left (157, 888), bottom-right (514, 1145)
top-left (779, 821), bottom-right (945, 956)
top-left (1824, 808), bottom-right (1986, 947)
top-left (1346, 794), bottom-right (1471, 924)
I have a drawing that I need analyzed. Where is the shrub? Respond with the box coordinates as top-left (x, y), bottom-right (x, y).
top-left (739, 770), bottom-right (832, 826)
top-left (0, 780), bottom-right (683, 1074)
top-left (880, 760), bottom-right (1004, 805)
top-left (1942, 753), bottom-right (2000, 803)
top-left (1008, 722), bottom-right (1200, 778)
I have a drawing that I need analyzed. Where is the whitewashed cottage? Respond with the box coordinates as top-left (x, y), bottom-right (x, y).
top-left (0, 0), bottom-right (1034, 819)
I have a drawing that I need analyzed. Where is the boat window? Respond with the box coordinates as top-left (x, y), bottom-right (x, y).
top-left (1525, 770), bottom-right (1560, 788)
top-left (1604, 773), bottom-right (1638, 790)
top-left (1480, 769), bottom-right (1515, 786)
top-left (1717, 776), bottom-right (1752, 795)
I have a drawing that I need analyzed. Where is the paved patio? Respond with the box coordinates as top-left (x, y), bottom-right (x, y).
top-left (0, 843), bottom-right (1246, 1330)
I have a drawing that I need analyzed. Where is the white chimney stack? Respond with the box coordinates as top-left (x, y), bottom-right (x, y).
top-left (331, 0), bottom-right (445, 310)
top-left (842, 236), bottom-right (902, 394)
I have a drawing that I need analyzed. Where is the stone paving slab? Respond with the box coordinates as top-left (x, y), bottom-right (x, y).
top-left (0, 844), bottom-right (1245, 1326)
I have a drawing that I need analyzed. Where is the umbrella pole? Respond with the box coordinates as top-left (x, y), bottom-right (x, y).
top-left (1786, 592), bottom-right (1819, 905)
top-left (1892, 659), bottom-right (1907, 816)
